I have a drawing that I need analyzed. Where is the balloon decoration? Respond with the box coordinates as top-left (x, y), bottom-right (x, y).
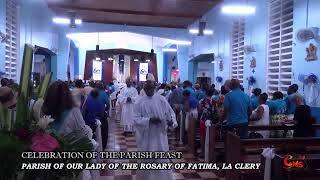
top-left (247, 76), bottom-right (256, 86)
top-left (298, 73), bottom-right (319, 106)
top-left (298, 73), bottom-right (318, 85)
top-left (216, 76), bottom-right (223, 83)
top-left (247, 76), bottom-right (256, 93)
top-left (215, 76), bottom-right (223, 90)
top-left (307, 73), bottom-right (318, 84)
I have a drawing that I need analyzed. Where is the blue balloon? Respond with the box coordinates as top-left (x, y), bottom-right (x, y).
top-left (248, 76), bottom-right (256, 86)
top-left (216, 76), bottom-right (223, 83)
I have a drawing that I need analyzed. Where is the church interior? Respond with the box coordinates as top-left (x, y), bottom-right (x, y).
top-left (1, 0), bottom-right (320, 180)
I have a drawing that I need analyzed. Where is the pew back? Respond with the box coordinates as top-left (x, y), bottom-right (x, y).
top-left (225, 132), bottom-right (320, 180)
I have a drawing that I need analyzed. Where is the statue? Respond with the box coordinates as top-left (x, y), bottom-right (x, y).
top-left (250, 56), bottom-right (256, 68)
top-left (306, 43), bottom-right (318, 61)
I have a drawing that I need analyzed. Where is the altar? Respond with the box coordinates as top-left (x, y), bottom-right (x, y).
top-left (83, 49), bottom-right (158, 83)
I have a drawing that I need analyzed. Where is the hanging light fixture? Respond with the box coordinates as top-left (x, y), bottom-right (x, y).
top-left (150, 36), bottom-right (154, 54)
top-left (188, 20), bottom-right (213, 36)
top-left (95, 32), bottom-right (100, 61)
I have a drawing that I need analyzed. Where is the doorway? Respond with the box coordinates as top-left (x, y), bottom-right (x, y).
top-left (33, 46), bottom-right (56, 86)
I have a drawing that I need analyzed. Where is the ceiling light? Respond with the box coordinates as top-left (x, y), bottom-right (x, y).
top-left (53, 17), bottom-right (70, 24)
top-left (189, 28), bottom-right (213, 36)
top-left (211, 61), bottom-right (214, 64)
top-left (145, 59), bottom-right (150, 62)
top-left (168, 40), bottom-right (192, 45)
top-left (75, 19), bottom-right (82, 25)
top-left (204, 30), bottom-right (214, 35)
top-left (53, 17), bottom-right (82, 25)
top-left (95, 57), bottom-right (101, 61)
top-left (189, 29), bottom-right (199, 34)
top-left (134, 59), bottom-right (139, 62)
top-left (162, 48), bottom-right (177, 52)
top-left (120, 59), bottom-right (124, 62)
top-left (108, 57), bottom-right (113, 61)
top-left (221, 5), bottom-right (256, 15)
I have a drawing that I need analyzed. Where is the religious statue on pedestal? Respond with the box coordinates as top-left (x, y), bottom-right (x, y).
top-left (250, 56), bottom-right (256, 68)
top-left (306, 43), bottom-right (318, 61)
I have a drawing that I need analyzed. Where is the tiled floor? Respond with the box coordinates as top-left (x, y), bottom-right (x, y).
top-left (100, 110), bottom-right (225, 180)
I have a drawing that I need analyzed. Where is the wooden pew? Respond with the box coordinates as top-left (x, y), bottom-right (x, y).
top-left (187, 111), bottom-right (197, 155)
top-left (206, 124), bottom-right (320, 162)
top-left (225, 132), bottom-right (320, 180)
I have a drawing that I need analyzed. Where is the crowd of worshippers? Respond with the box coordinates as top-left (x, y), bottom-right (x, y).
top-left (0, 75), bottom-right (316, 180)
top-left (160, 79), bottom-right (315, 157)
top-left (0, 76), bottom-right (316, 144)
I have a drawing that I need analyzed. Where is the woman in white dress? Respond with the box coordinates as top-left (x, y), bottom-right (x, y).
top-left (249, 93), bottom-right (270, 138)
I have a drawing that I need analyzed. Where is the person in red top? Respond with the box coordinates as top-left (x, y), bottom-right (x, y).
top-left (198, 87), bottom-right (218, 158)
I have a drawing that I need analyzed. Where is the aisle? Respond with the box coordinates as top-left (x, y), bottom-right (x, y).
top-left (100, 110), bottom-right (224, 180)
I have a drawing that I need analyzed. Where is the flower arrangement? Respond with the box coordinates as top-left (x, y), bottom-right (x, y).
top-left (216, 76), bottom-right (223, 83)
top-left (247, 76), bottom-right (256, 86)
top-left (0, 45), bottom-right (93, 180)
top-left (307, 73), bottom-right (318, 84)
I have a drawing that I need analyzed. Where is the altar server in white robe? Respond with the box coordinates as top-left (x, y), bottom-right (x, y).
top-left (118, 77), bottom-right (138, 136)
top-left (133, 79), bottom-right (178, 180)
top-left (139, 73), bottom-right (155, 96)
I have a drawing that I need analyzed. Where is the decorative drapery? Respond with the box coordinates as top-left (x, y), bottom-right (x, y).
top-left (112, 55), bottom-right (120, 82)
top-left (124, 55), bottom-right (130, 80)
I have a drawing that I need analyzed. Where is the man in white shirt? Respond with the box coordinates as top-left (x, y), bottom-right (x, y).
top-left (118, 77), bottom-right (138, 136)
top-left (133, 78), bottom-right (177, 180)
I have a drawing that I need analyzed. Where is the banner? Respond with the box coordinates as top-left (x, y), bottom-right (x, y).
top-left (139, 63), bottom-right (149, 81)
top-left (92, 60), bottom-right (102, 81)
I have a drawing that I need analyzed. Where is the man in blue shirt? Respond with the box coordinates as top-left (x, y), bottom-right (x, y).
top-left (194, 84), bottom-right (206, 101)
top-left (183, 80), bottom-right (196, 98)
top-left (96, 81), bottom-right (110, 149)
top-left (224, 79), bottom-right (251, 138)
top-left (284, 84), bottom-right (305, 114)
top-left (267, 91), bottom-right (287, 114)
top-left (251, 88), bottom-right (261, 110)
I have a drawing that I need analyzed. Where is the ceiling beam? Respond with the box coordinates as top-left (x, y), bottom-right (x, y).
top-left (81, 18), bottom-right (187, 29)
top-left (49, 4), bottom-right (200, 19)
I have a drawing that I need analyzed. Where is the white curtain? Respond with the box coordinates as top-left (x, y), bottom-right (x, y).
top-left (124, 55), bottom-right (131, 80)
top-left (113, 55), bottom-right (120, 82)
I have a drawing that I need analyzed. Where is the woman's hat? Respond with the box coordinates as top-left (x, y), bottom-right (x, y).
top-left (0, 87), bottom-right (17, 108)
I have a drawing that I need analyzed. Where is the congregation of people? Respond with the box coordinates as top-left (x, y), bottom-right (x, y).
top-left (1, 75), bottom-right (316, 144)
top-left (0, 74), bottom-right (317, 180)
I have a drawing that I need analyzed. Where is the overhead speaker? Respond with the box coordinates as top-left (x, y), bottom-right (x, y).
top-left (69, 11), bottom-right (77, 28)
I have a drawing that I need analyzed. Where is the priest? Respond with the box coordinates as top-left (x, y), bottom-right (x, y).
top-left (133, 77), bottom-right (177, 180)
top-left (118, 77), bottom-right (138, 136)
